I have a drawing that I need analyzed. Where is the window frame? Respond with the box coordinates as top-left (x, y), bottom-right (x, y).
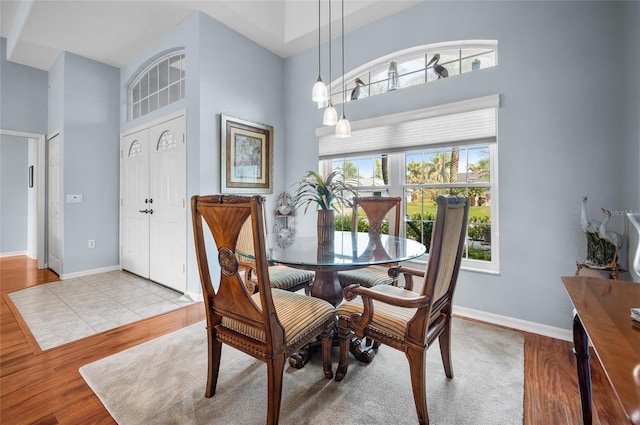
top-left (320, 144), bottom-right (499, 274)
top-left (316, 94), bottom-right (501, 274)
top-left (325, 40), bottom-right (497, 106)
top-left (128, 50), bottom-right (186, 121)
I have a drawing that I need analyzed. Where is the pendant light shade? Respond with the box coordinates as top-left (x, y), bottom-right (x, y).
top-left (335, 114), bottom-right (351, 138)
top-left (336, 0), bottom-right (350, 138)
top-left (311, 0), bottom-right (328, 104)
top-left (312, 78), bottom-right (328, 104)
top-left (323, 103), bottom-right (338, 125)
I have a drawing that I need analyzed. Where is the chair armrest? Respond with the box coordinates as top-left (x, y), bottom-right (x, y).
top-left (388, 266), bottom-right (425, 290)
top-left (343, 284), bottom-right (430, 309)
top-left (236, 260), bottom-right (257, 294)
top-left (342, 284), bottom-right (430, 336)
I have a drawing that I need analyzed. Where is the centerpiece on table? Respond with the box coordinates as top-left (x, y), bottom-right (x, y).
top-left (292, 170), bottom-right (356, 244)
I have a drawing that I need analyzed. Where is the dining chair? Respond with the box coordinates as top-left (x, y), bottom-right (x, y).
top-left (236, 216), bottom-right (314, 294)
top-left (335, 195), bottom-right (469, 425)
top-left (338, 196), bottom-right (402, 289)
top-left (191, 194), bottom-right (335, 425)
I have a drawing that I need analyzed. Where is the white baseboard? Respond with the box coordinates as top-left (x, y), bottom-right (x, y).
top-left (0, 250), bottom-right (27, 258)
top-left (453, 305), bottom-right (573, 342)
top-left (60, 265), bottom-right (121, 280)
top-left (183, 291), bottom-right (203, 302)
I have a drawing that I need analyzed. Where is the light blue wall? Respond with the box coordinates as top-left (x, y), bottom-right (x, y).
top-left (0, 37), bottom-right (48, 133)
top-left (621, 1), bottom-right (640, 212)
top-left (0, 135), bottom-right (28, 254)
top-left (121, 12), bottom-right (285, 296)
top-left (284, 1), bottom-right (627, 329)
top-left (48, 52), bottom-right (120, 274)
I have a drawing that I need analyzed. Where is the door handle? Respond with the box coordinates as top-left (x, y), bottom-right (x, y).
top-left (148, 209), bottom-right (154, 214)
top-left (139, 209), bottom-right (150, 214)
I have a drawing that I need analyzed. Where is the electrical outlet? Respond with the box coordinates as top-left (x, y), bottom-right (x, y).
top-left (88, 240), bottom-right (95, 248)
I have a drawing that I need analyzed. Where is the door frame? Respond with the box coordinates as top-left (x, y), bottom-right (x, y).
top-left (0, 129), bottom-right (47, 269)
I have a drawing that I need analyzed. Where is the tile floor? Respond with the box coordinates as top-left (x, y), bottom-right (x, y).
top-left (8, 270), bottom-right (195, 351)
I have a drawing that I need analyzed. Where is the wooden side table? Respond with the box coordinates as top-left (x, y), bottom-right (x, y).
top-left (575, 262), bottom-right (627, 280)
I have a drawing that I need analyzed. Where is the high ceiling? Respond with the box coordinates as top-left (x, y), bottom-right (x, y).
top-left (0, 0), bottom-right (422, 71)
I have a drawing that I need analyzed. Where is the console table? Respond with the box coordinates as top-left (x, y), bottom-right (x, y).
top-left (562, 276), bottom-right (640, 424)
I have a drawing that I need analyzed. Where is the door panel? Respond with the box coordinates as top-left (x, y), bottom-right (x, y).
top-left (120, 130), bottom-right (150, 278)
top-left (148, 116), bottom-right (186, 292)
top-left (47, 134), bottom-right (61, 275)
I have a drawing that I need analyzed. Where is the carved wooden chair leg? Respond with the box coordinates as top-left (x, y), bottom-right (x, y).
top-left (205, 328), bottom-right (222, 398)
top-left (438, 318), bottom-right (454, 378)
top-left (349, 337), bottom-right (376, 363)
top-left (288, 347), bottom-right (311, 369)
top-left (335, 318), bottom-right (351, 381)
top-left (320, 326), bottom-right (334, 379)
top-left (364, 337), bottom-right (382, 350)
top-left (406, 346), bottom-right (429, 425)
top-left (266, 354), bottom-right (286, 425)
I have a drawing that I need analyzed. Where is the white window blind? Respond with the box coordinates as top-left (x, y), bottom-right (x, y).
top-left (318, 94), bottom-right (500, 159)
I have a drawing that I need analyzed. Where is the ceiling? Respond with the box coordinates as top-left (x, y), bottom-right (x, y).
top-left (0, 0), bottom-right (422, 71)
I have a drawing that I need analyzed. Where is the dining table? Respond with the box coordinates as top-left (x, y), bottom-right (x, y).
top-left (266, 230), bottom-right (427, 306)
top-left (265, 230), bottom-right (426, 367)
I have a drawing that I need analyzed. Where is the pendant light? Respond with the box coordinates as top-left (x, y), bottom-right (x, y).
top-left (311, 0), bottom-right (328, 104)
top-left (323, 0), bottom-right (338, 126)
top-left (335, 0), bottom-right (351, 138)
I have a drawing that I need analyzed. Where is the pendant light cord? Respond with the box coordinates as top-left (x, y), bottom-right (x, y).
top-left (328, 0), bottom-right (332, 100)
top-left (341, 0), bottom-right (345, 116)
top-left (318, 0), bottom-right (321, 77)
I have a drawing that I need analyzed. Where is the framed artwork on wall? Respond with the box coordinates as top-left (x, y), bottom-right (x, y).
top-left (221, 114), bottom-right (273, 194)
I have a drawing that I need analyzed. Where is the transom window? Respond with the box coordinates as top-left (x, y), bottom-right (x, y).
top-left (128, 51), bottom-right (185, 120)
top-left (326, 40), bottom-right (497, 106)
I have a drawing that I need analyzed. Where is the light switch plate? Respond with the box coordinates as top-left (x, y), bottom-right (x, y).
top-left (66, 194), bottom-right (83, 203)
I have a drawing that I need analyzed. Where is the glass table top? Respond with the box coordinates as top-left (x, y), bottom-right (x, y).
top-left (263, 231), bottom-right (426, 270)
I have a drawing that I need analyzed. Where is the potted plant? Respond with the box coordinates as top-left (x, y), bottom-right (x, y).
top-left (292, 170), bottom-right (356, 242)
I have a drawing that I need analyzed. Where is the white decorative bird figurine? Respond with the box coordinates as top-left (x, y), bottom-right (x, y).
top-left (580, 196), bottom-right (599, 233)
top-left (598, 208), bottom-right (621, 248)
top-left (598, 208), bottom-right (621, 268)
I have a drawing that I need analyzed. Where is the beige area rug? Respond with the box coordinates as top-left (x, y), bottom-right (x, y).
top-left (80, 318), bottom-right (524, 425)
top-left (7, 271), bottom-right (194, 351)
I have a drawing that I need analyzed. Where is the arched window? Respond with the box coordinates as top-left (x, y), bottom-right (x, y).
top-left (328, 40), bottom-right (497, 105)
top-left (128, 51), bottom-right (186, 120)
top-left (128, 140), bottom-right (143, 157)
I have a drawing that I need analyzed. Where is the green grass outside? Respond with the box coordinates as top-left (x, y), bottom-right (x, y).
top-left (406, 202), bottom-right (491, 221)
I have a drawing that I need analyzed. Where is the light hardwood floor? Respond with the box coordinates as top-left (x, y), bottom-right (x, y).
top-left (0, 256), bottom-right (628, 424)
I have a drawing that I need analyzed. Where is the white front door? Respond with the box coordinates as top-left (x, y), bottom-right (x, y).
top-left (120, 129), bottom-right (150, 278)
top-left (47, 134), bottom-right (61, 275)
top-left (120, 114), bottom-right (186, 293)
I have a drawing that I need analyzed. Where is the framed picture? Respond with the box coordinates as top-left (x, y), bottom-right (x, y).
top-left (221, 114), bottom-right (273, 194)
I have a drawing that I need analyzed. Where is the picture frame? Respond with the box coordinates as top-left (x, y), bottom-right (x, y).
top-left (221, 114), bottom-right (273, 194)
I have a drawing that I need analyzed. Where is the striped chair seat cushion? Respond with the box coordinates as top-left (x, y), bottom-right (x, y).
top-left (338, 266), bottom-right (393, 288)
top-left (221, 289), bottom-right (334, 348)
top-left (268, 266), bottom-right (314, 291)
top-left (336, 285), bottom-right (427, 342)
